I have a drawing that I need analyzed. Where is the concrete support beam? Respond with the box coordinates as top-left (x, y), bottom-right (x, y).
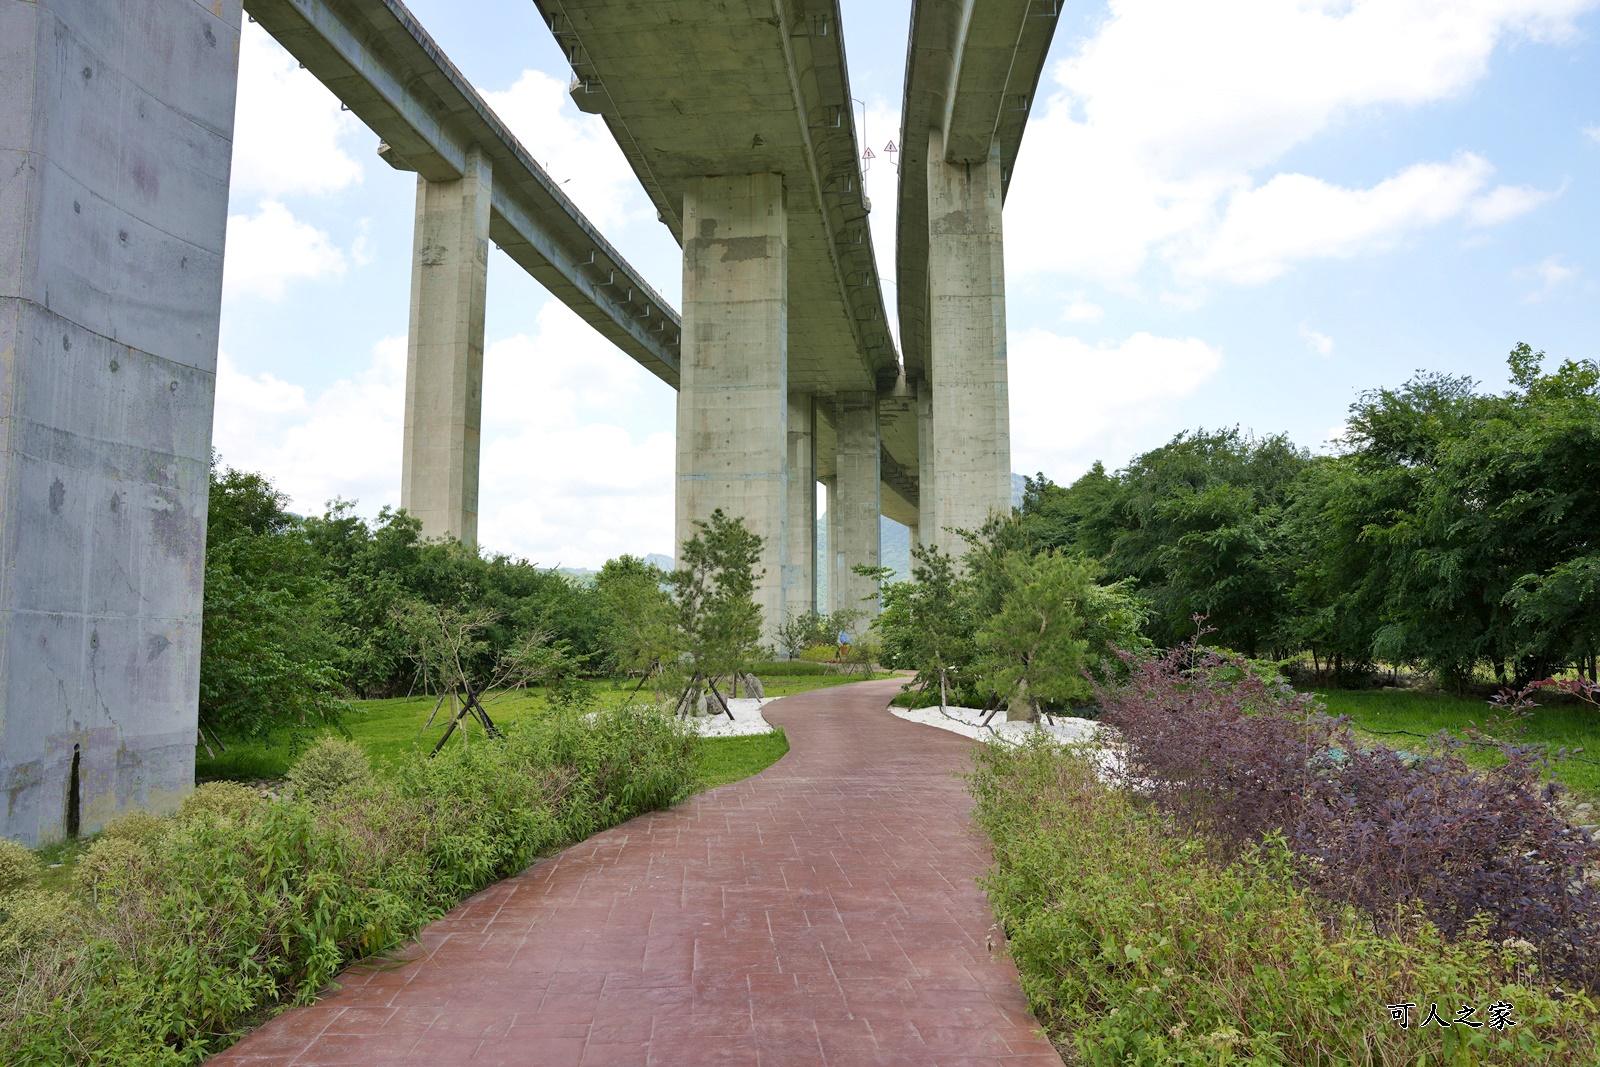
top-left (402, 146), bottom-right (492, 545)
top-left (926, 130), bottom-right (1011, 541)
top-left (821, 476), bottom-right (838, 613)
top-left (833, 392), bottom-right (882, 619)
top-left (0, 0), bottom-right (243, 843)
top-left (784, 393), bottom-right (816, 624)
top-left (676, 174), bottom-right (789, 641)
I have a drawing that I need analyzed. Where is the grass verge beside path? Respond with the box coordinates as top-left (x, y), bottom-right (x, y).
top-left (972, 739), bottom-right (1600, 1066)
top-left (197, 672), bottom-right (850, 783)
top-left (1314, 688), bottom-right (1600, 802)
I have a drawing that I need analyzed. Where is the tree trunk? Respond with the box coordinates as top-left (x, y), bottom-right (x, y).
top-left (1006, 680), bottom-right (1036, 722)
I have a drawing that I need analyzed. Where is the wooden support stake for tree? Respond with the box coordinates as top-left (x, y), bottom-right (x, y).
top-left (978, 693), bottom-right (1003, 728)
top-left (706, 677), bottom-right (735, 721)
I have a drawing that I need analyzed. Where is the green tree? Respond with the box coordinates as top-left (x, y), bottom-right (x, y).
top-left (670, 510), bottom-right (765, 691)
top-left (594, 555), bottom-right (677, 678)
top-left (878, 543), bottom-right (978, 708)
top-left (200, 464), bottom-right (349, 739)
top-left (975, 552), bottom-right (1146, 720)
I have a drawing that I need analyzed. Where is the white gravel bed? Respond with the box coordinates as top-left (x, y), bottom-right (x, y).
top-left (890, 703), bottom-right (1101, 746)
top-left (687, 697), bottom-right (781, 738)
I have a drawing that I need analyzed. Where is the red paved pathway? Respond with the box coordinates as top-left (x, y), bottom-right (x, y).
top-left (212, 679), bottom-right (1064, 1066)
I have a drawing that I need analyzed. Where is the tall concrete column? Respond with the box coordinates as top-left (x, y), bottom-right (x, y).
top-left (833, 391), bottom-right (881, 619)
top-left (783, 392), bottom-right (816, 625)
top-left (926, 131), bottom-right (1011, 539)
top-left (401, 145), bottom-right (492, 545)
top-left (0, 0), bottom-right (243, 843)
top-left (915, 382), bottom-right (937, 549)
top-left (821, 476), bottom-right (838, 613)
top-left (676, 174), bottom-right (788, 640)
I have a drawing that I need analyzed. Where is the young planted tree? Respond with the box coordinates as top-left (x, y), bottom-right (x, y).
top-left (594, 554), bottom-right (679, 693)
top-left (975, 552), bottom-right (1147, 721)
top-left (669, 510), bottom-right (765, 714)
top-left (878, 543), bottom-right (976, 709)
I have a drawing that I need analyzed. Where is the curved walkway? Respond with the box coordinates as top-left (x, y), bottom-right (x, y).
top-left (212, 679), bottom-right (1063, 1066)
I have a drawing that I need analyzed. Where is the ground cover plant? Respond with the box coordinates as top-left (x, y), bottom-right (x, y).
top-left (971, 738), bottom-right (1600, 1066)
top-left (0, 705), bottom-right (697, 1065)
top-left (1098, 640), bottom-right (1600, 988)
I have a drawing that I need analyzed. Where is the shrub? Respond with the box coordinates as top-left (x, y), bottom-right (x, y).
top-left (0, 704), bottom-right (695, 1065)
top-left (180, 781), bottom-right (261, 821)
top-left (99, 810), bottom-right (168, 846)
top-left (0, 839), bottom-right (37, 898)
top-left (0, 891), bottom-right (73, 961)
top-left (971, 738), bottom-right (1600, 1066)
top-left (797, 645), bottom-right (836, 663)
top-left (286, 737), bottom-right (374, 802)
top-left (1099, 640), bottom-right (1600, 986)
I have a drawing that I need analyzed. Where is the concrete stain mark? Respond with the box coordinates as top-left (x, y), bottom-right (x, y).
top-left (931, 209), bottom-right (972, 235)
top-left (699, 218), bottom-right (718, 240)
top-left (48, 477), bottom-right (65, 513)
top-left (147, 490), bottom-right (202, 559)
top-left (419, 241), bottom-right (448, 266)
top-left (718, 237), bottom-right (770, 263)
top-left (146, 634), bottom-right (170, 662)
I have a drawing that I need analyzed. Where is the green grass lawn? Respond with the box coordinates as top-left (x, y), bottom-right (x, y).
top-left (1310, 687), bottom-right (1600, 803)
top-left (196, 673), bottom-right (855, 783)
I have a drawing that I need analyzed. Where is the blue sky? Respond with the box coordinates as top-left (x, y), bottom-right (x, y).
top-left (216, 0), bottom-right (1600, 568)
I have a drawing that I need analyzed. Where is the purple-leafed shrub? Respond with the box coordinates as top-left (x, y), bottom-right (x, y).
top-left (1098, 639), bottom-right (1600, 986)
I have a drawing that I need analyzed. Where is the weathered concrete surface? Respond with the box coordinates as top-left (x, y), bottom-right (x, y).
top-left (832, 392), bottom-right (882, 619)
top-left (784, 392), bottom-right (817, 622)
top-left (926, 131), bottom-right (1012, 539)
top-left (0, 0), bottom-right (242, 843)
top-left (401, 148), bottom-right (491, 545)
top-left (676, 174), bottom-right (789, 643)
top-left (916, 388), bottom-right (937, 547)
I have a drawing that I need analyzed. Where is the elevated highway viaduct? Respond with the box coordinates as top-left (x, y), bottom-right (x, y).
top-left (0, 0), bottom-right (1056, 841)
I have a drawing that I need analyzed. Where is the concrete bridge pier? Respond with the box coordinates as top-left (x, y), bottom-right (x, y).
top-left (926, 131), bottom-right (1012, 541)
top-left (784, 393), bottom-right (817, 621)
top-left (676, 174), bottom-right (790, 641)
top-left (832, 392), bottom-right (882, 619)
top-left (915, 385), bottom-right (936, 548)
top-left (0, 0), bottom-right (244, 844)
top-left (401, 146), bottom-right (492, 546)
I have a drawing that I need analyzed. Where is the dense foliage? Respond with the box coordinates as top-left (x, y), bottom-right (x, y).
top-left (0, 705), bottom-right (696, 1065)
top-left (1007, 345), bottom-right (1600, 689)
top-left (201, 462), bottom-right (627, 738)
top-left (971, 739), bottom-right (1600, 1065)
top-left (1099, 641), bottom-right (1600, 986)
top-left (877, 535), bottom-right (1146, 715)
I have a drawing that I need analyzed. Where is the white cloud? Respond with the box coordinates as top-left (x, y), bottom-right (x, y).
top-left (213, 337), bottom-right (405, 515)
top-left (1005, 0), bottom-right (1589, 288)
top-left (1174, 155), bottom-right (1495, 284)
top-left (222, 200), bottom-right (347, 301)
top-left (1009, 330), bottom-right (1224, 478)
top-left (1585, 125), bottom-right (1600, 143)
top-left (1516, 255), bottom-right (1577, 301)
top-left (1059, 295), bottom-right (1106, 324)
top-left (1467, 182), bottom-right (1560, 226)
top-left (476, 302), bottom-right (675, 565)
top-left (1300, 325), bottom-right (1335, 357)
top-left (483, 70), bottom-right (653, 232)
top-left (230, 22), bottom-right (364, 199)
top-left (215, 300), bottom-right (678, 568)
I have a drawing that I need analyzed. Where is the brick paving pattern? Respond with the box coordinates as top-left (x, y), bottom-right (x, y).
top-left (211, 678), bottom-right (1064, 1066)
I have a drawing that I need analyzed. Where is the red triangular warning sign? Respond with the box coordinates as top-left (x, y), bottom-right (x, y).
top-left (862, 147), bottom-right (876, 160)
top-left (884, 140), bottom-right (898, 153)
